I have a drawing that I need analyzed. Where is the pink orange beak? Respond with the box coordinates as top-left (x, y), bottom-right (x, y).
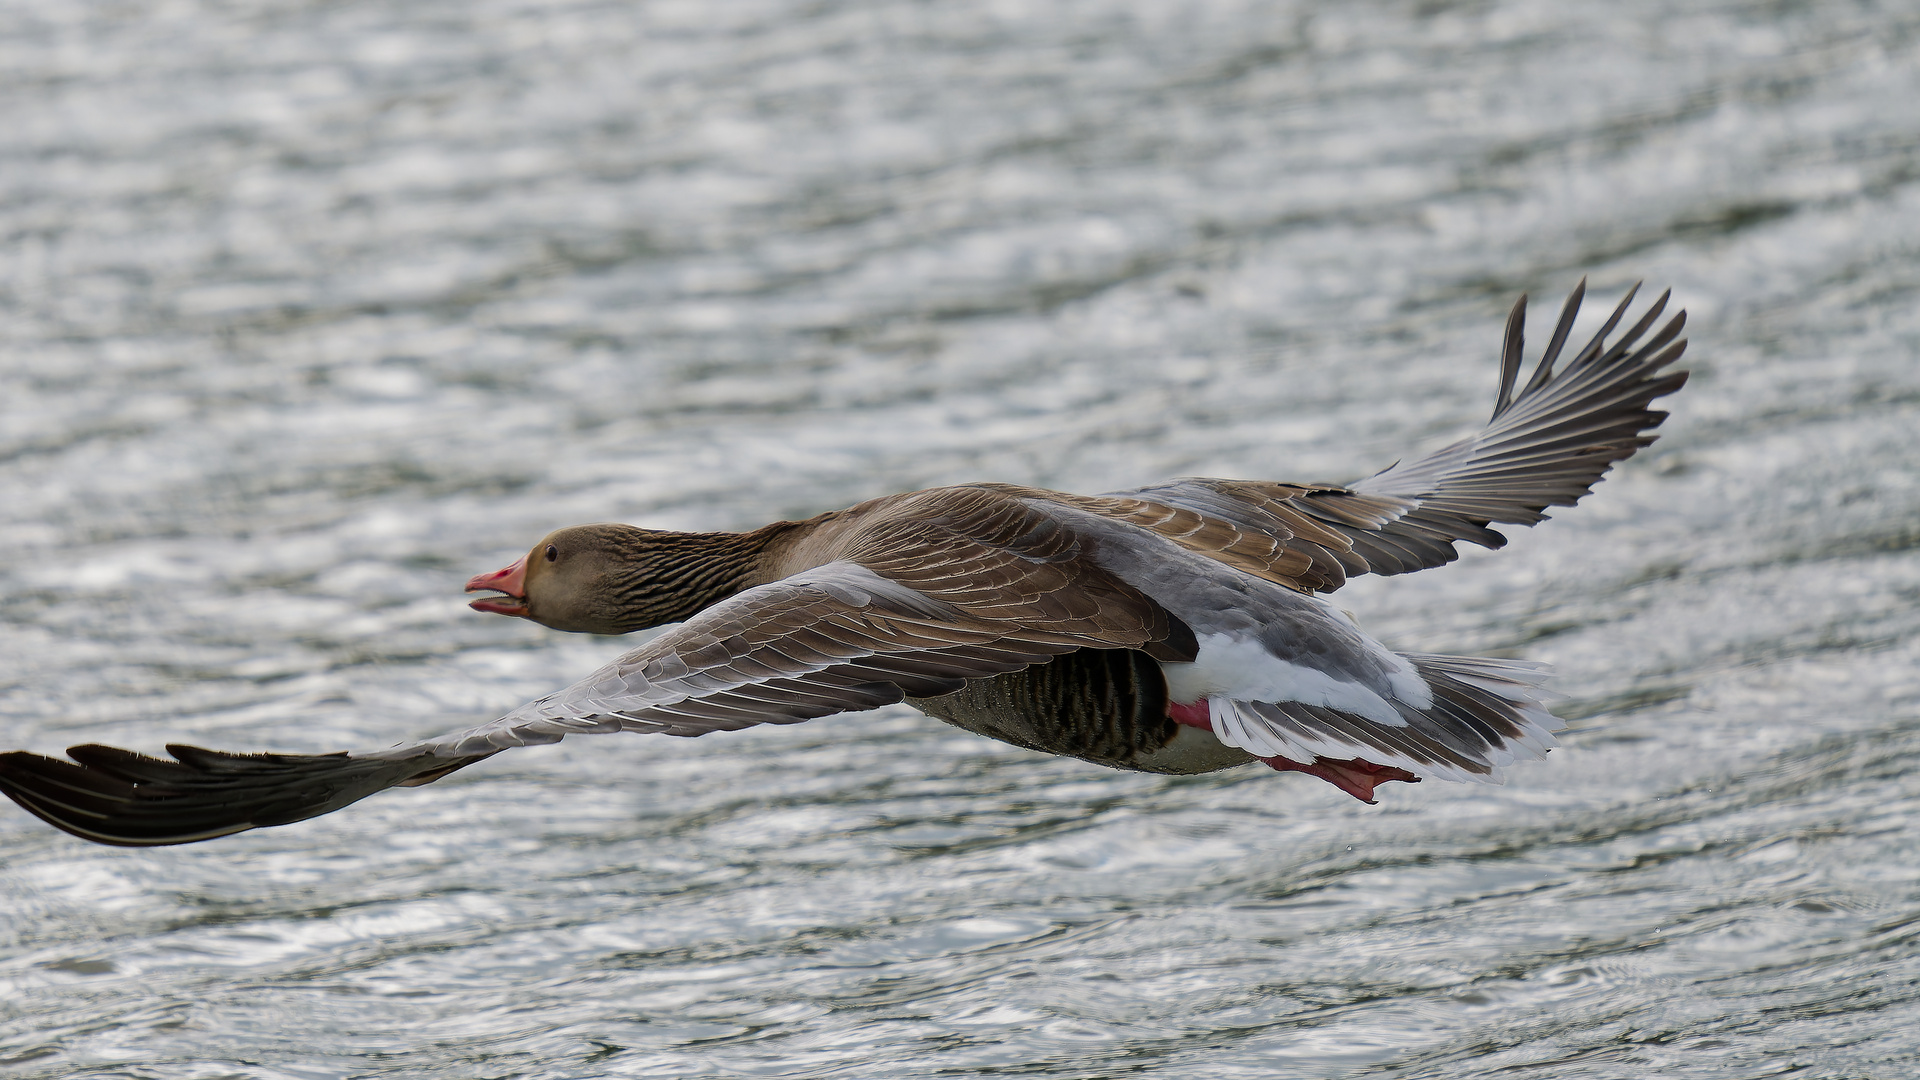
top-left (465, 556), bottom-right (529, 617)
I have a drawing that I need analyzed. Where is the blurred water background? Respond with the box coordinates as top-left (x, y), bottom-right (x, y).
top-left (3, 1), bottom-right (1919, 1076)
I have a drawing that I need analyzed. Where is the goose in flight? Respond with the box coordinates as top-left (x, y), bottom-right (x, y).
top-left (0, 281), bottom-right (1687, 846)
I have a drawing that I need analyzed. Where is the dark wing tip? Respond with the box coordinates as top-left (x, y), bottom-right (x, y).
top-left (0, 744), bottom-right (489, 847)
top-left (1332, 280), bottom-right (1689, 579)
top-left (1493, 292), bottom-right (1529, 421)
top-left (1518, 275), bottom-right (1586, 400)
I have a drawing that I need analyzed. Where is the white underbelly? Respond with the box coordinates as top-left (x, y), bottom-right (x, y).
top-left (1129, 723), bottom-right (1257, 774)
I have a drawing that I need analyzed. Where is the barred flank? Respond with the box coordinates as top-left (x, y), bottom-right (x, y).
top-left (908, 649), bottom-right (1177, 769)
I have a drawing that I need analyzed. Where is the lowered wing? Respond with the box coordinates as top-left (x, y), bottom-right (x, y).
top-left (0, 493), bottom-right (1185, 847)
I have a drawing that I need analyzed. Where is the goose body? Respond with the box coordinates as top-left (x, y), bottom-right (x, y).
top-left (0, 282), bottom-right (1688, 846)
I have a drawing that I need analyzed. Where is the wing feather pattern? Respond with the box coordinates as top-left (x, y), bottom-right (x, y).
top-left (0, 745), bottom-right (496, 847)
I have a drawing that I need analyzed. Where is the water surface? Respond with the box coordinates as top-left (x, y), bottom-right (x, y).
top-left (3, 1), bottom-right (1919, 1076)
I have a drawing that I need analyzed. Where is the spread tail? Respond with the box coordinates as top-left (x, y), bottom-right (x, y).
top-left (1211, 653), bottom-right (1563, 793)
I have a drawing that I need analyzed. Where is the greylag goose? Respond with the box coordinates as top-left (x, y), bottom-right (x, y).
top-left (0, 282), bottom-right (1687, 846)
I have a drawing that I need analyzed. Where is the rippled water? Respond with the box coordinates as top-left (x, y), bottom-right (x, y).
top-left (4, 1), bottom-right (1919, 1076)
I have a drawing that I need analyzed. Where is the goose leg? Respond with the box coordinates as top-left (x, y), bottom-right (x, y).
top-left (1254, 754), bottom-right (1419, 804)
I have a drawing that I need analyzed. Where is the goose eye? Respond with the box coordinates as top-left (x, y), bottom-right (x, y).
top-left (544, 545), bottom-right (558, 562)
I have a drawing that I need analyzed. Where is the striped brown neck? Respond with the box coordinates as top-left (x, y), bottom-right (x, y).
top-left (596, 522), bottom-right (806, 632)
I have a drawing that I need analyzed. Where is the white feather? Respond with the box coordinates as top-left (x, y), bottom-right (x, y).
top-left (1161, 632), bottom-right (1424, 725)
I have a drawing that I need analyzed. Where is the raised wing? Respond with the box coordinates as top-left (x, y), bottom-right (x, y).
top-left (0, 494), bottom-right (1185, 846)
top-left (1102, 281), bottom-right (1689, 591)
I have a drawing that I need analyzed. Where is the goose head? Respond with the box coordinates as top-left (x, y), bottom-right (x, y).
top-left (465, 523), bottom-right (759, 635)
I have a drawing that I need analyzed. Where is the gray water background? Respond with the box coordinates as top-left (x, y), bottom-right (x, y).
top-left (3, 1), bottom-right (1919, 1076)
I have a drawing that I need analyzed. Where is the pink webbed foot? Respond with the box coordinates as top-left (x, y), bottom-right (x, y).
top-left (1258, 754), bottom-right (1419, 803)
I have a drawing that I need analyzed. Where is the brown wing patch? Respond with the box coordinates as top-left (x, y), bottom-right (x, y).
top-left (962, 481), bottom-right (1373, 594)
top-left (844, 486), bottom-right (1196, 658)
